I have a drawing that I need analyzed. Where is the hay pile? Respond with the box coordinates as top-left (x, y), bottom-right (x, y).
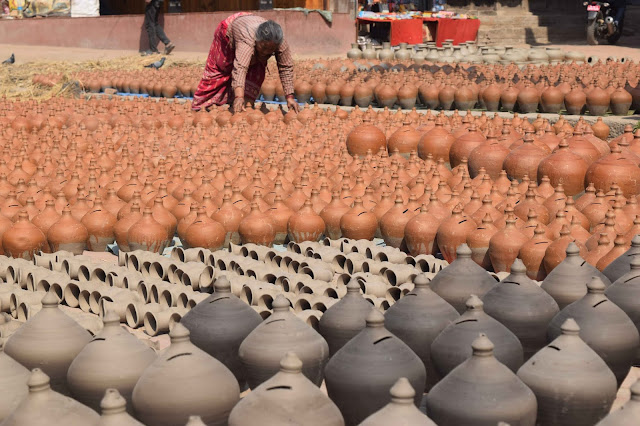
top-left (0, 55), bottom-right (203, 99)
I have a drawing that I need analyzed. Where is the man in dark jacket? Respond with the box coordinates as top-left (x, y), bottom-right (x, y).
top-left (142, 0), bottom-right (175, 56)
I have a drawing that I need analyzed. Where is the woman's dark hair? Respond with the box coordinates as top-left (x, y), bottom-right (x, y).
top-left (256, 20), bottom-right (284, 44)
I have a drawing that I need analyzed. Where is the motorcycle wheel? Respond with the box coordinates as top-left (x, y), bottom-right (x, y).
top-left (587, 19), bottom-right (599, 45)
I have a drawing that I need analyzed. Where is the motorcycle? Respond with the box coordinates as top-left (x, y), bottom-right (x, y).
top-left (583, 1), bottom-right (622, 45)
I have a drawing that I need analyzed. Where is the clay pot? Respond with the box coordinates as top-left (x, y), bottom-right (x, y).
top-left (324, 309), bottom-right (426, 426)
top-left (417, 119), bottom-right (455, 163)
top-left (319, 279), bottom-right (372, 357)
top-left (503, 133), bottom-right (548, 182)
top-left (467, 213), bottom-right (498, 270)
top-left (288, 199), bottom-right (325, 243)
top-left (380, 196), bottom-right (413, 249)
top-left (516, 84), bottom-right (540, 114)
top-left (610, 86), bottom-right (633, 116)
top-left (602, 235), bottom-right (640, 283)
top-left (517, 318), bottom-right (617, 426)
top-left (4, 291), bottom-right (92, 396)
top-left (384, 274), bottom-right (459, 391)
top-left (430, 243), bottom-right (496, 313)
top-left (96, 388), bottom-right (144, 426)
top-left (587, 85), bottom-right (611, 116)
top-left (47, 207), bottom-right (89, 255)
top-left (211, 194), bottom-right (244, 248)
top-left (340, 197), bottom-right (377, 241)
top-left (1, 368), bottom-right (99, 426)
top-left (468, 131), bottom-right (510, 180)
top-left (435, 206), bottom-right (477, 263)
top-left (483, 259), bottom-right (560, 360)
top-left (548, 277), bottom-right (639, 385)
top-left (427, 335), bottom-right (536, 426)
top-left (360, 378), bottom-right (437, 426)
top-left (518, 224), bottom-right (551, 281)
top-left (387, 121), bottom-right (421, 158)
top-left (0, 339), bottom-right (29, 422)
top-left (127, 207), bottom-right (170, 253)
top-left (228, 352), bottom-right (344, 426)
top-left (431, 295), bottom-right (524, 378)
top-left (320, 192), bottom-right (351, 240)
top-left (538, 140), bottom-right (588, 196)
top-left (3, 211), bottom-right (46, 260)
top-left (132, 323), bottom-right (240, 426)
top-left (541, 242), bottom-right (611, 309)
top-left (596, 379), bottom-right (640, 425)
top-left (564, 86), bottom-right (587, 115)
top-left (449, 124), bottom-right (486, 169)
top-left (67, 311), bottom-right (156, 412)
top-left (540, 85), bottom-right (564, 113)
top-left (404, 205), bottom-right (440, 256)
top-left (346, 119), bottom-right (387, 157)
top-left (239, 295), bottom-right (329, 389)
top-left (238, 202), bottom-right (275, 247)
top-left (183, 206), bottom-right (226, 251)
top-left (181, 277), bottom-right (262, 389)
top-left (585, 145), bottom-right (640, 198)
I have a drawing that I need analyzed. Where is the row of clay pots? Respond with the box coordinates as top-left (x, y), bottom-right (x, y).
top-left (3, 240), bottom-right (640, 425)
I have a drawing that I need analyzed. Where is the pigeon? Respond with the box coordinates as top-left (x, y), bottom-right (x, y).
top-left (2, 54), bottom-right (14, 65)
top-left (144, 57), bottom-right (165, 70)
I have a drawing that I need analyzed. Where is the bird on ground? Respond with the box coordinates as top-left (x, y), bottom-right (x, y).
top-left (144, 57), bottom-right (165, 70)
top-left (2, 54), bottom-right (15, 65)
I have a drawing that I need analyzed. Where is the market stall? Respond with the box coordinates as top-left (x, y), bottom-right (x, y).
top-left (356, 10), bottom-right (479, 47)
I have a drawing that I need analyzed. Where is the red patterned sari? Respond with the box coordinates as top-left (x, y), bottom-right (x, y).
top-left (192, 12), bottom-right (266, 111)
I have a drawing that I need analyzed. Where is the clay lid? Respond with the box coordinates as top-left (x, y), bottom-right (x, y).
top-left (566, 242), bottom-right (580, 257)
top-left (41, 290), bottom-right (60, 308)
top-left (280, 352), bottom-right (303, 374)
top-left (185, 416), bottom-right (207, 426)
top-left (102, 310), bottom-right (120, 327)
top-left (457, 243), bottom-right (472, 258)
top-left (214, 276), bottom-right (231, 294)
top-left (389, 377), bottom-right (415, 405)
top-left (366, 309), bottom-right (385, 328)
top-left (413, 273), bottom-right (430, 289)
top-left (346, 279), bottom-right (361, 294)
top-left (27, 368), bottom-right (51, 392)
top-left (100, 388), bottom-right (127, 414)
top-left (471, 334), bottom-right (494, 357)
top-left (465, 294), bottom-right (484, 311)
top-left (272, 294), bottom-right (290, 312)
top-left (169, 322), bottom-right (191, 343)
top-left (510, 259), bottom-right (527, 275)
top-left (560, 318), bottom-right (580, 336)
top-left (587, 277), bottom-right (606, 294)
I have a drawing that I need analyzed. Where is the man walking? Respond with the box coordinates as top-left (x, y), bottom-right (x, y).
top-left (142, 0), bottom-right (175, 56)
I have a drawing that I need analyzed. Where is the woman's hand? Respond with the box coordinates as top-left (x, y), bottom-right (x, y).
top-left (232, 97), bottom-right (245, 114)
top-left (286, 96), bottom-right (300, 113)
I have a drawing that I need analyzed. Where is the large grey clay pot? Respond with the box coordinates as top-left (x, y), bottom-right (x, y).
top-left (324, 309), bottom-right (426, 426)
top-left (541, 242), bottom-right (611, 310)
top-left (228, 352), bottom-right (344, 426)
top-left (482, 259), bottom-right (559, 360)
top-left (384, 273), bottom-right (459, 391)
top-left (359, 378), bottom-right (437, 426)
top-left (431, 295), bottom-right (524, 378)
top-left (0, 339), bottom-right (29, 422)
top-left (426, 335), bottom-right (537, 426)
top-left (596, 378), bottom-right (640, 425)
top-left (239, 294), bottom-right (329, 389)
top-left (605, 255), bottom-right (640, 364)
top-left (180, 276), bottom-right (262, 389)
top-left (518, 318), bottom-right (618, 426)
top-left (319, 279), bottom-right (372, 357)
top-left (547, 277), bottom-right (640, 386)
top-left (429, 244), bottom-right (497, 313)
top-left (602, 234), bottom-right (640, 283)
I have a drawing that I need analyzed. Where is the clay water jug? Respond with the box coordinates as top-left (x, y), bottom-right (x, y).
top-left (547, 277), bottom-right (640, 385)
top-left (541, 242), bottom-right (612, 309)
top-left (360, 378), bottom-right (437, 426)
top-left (239, 295), bottom-right (329, 389)
top-left (132, 323), bottom-right (240, 426)
top-left (384, 274), bottom-right (459, 391)
top-left (67, 311), bottom-right (157, 412)
top-left (483, 259), bottom-right (560, 360)
top-left (431, 295), bottom-right (524, 377)
top-left (4, 291), bottom-right (92, 396)
top-left (517, 319), bottom-right (617, 426)
top-left (1, 368), bottom-right (99, 426)
top-left (426, 335), bottom-right (537, 426)
top-left (324, 309), bottom-right (426, 426)
top-left (319, 279), bottom-right (372, 357)
top-left (228, 352), bottom-right (344, 426)
top-left (430, 244), bottom-right (497, 313)
top-left (0, 339), bottom-right (29, 422)
top-left (180, 277), bottom-right (262, 389)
